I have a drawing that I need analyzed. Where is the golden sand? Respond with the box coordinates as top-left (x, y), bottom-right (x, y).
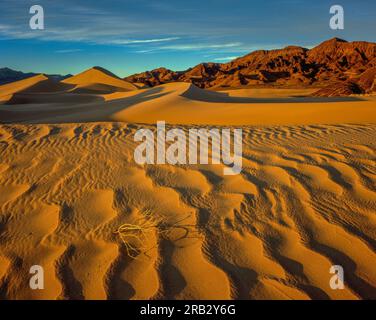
top-left (0, 74), bottom-right (375, 300)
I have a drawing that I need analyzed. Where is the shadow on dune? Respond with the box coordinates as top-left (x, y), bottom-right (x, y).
top-left (314, 241), bottom-right (376, 299)
top-left (182, 85), bottom-right (365, 104)
top-left (6, 92), bottom-right (104, 105)
top-left (0, 87), bottom-right (169, 124)
top-left (159, 238), bottom-right (187, 299)
top-left (106, 247), bottom-right (137, 300)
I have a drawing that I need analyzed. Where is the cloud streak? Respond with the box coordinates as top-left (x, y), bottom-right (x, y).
top-left (109, 37), bottom-right (180, 45)
top-left (213, 56), bottom-right (239, 61)
top-left (55, 49), bottom-right (83, 53)
top-left (159, 42), bottom-right (242, 51)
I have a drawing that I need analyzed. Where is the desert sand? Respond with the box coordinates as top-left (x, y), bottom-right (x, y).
top-left (0, 68), bottom-right (375, 300)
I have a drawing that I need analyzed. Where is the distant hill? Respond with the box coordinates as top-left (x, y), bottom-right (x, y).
top-left (0, 66), bottom-right (139, 104)
top-left (62, 66), bottom-right (137, 93)
top-left (125, 38), bottom-right (376, 95)
top-left (0, 67), bottom-right (71, 85)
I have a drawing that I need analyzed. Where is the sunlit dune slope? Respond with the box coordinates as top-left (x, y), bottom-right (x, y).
top-left (62, 66), bottom-right (138, 93)
top-left (1, 82), bottom-right (375, 125)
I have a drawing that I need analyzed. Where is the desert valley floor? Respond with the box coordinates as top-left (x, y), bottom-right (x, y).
top-left (0, 72), bottom-right (375, 300)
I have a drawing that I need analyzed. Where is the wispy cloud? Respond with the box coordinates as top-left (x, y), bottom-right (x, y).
top-left (110, 37), bottom-right (180, 45)
top-left (159, 42), bottom-right (242, 51)
top-left (133, 42), bottom-right (245, 54)
top-left (55, 49), bottom-right (83, 53)
top-left (0, 24), bottom-right (180, 46)
top-left (213, 56), bottom-right (239, 61)
top-left (0, 1), bottom-right (301, 53)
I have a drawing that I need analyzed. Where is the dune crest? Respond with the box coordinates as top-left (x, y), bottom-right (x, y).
top-left (0, 74), bottom-right (49, 102)
top-left (62, 66), bottom-right (138, 93)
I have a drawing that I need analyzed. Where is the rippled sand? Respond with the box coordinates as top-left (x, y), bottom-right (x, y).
top-left (0, 122), bottom-right (375, 299)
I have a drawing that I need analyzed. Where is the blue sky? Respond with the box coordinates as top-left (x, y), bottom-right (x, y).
top-left (0, 0), bottom-right (375, 77)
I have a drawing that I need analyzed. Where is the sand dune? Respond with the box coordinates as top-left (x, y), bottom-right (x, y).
top-left (62, 66), bottom-right (138, 93)
top-left (0, 74), bottom-right (74, 98)
top-left (0, 75), bottom-right (376, 300)
top-left (0, 75), bottom-right (54, 103)
top-left (0, 122), bottom-right (375, 299)
top-left (0, 67), bottom-right (138, 106)
top-left (1, 82), bottom-right (375, 125)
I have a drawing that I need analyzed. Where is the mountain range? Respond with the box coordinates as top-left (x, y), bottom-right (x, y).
top-left (125, 38), bottom-right (376, 95)
top-left (1, 38), bottom-right (375, 96)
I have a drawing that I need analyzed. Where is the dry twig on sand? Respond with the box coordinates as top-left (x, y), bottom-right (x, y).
top-left (114, 209), bottom-right (201, 259)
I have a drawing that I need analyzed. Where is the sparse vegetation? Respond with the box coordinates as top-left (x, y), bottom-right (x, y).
top-left (114, 209), bottom-right (201, 259)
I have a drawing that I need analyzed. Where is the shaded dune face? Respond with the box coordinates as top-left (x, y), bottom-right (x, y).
top-left (0, 67), bottom-right (138, 105)
top-left (1, 82), bottom-right (375, 125)
top-left (0, 122), bottom-right (375, 300)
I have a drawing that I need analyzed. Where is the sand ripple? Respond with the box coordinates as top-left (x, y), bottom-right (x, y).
top-left (0, 123), bottom-right (375, 299)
